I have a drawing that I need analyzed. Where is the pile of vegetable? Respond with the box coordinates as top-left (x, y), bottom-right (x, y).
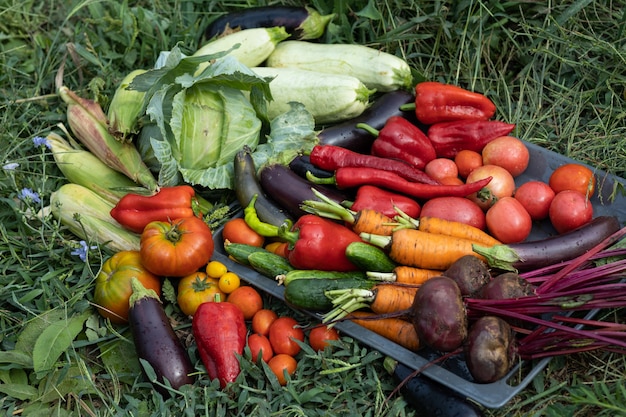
top-left (30, 3), bottom-right (626, 412)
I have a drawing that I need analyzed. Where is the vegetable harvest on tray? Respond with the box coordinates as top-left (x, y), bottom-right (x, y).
top-left (22, 4), bottom-right (626, 414)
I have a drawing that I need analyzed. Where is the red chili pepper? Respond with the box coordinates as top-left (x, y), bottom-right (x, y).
top-left (412, 81), bottom-right (497, 125)
top-left (356, 116), bottom-right (436, 170)
top-left (308, 167), bottom-right (492, 200)
top-left (111, 185), bottom-right (197, 233)
top-left (309, 144), bottom-right (439, 185)
top-left (192, 299), bottom-right (247, 389)
top-left (349, 185), bottom-right (421, 219)
top-left (279, 214), bottom-right (363, 271)
top-left (427, 119), bottom-right (516, 158)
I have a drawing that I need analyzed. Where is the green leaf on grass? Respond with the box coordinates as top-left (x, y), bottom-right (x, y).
top-left (32, 311), bottom-right (90, 373)
top-left (0, 351), bottom-right (33, 369)
top-left (0, 382), bottom-right (38, 400)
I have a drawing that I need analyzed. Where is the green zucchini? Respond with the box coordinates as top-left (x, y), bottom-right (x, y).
top-left (247, 250), bottom-right (294, 279)
top-left (345, 242), bottom-right (398, 273)
top-left (280, 269), bottom-right (366, 286)
top-left (283, 277), bottom-right (374, 311)
top-left (251, 66), bottom-right (375, 124)
top-left (222, 242), bottom-right (269, 265)
top-left (265, 40), bottom-right (413, 92)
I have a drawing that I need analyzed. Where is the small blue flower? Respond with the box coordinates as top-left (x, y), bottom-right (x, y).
top-left (33, 136), bottom-right (51, 149)
top-left (71, 240), bottom-right (98, 262)
top-left (18, 188), bottom-right (41, 203)
top-left (3, 162), bottom-right (19, 170)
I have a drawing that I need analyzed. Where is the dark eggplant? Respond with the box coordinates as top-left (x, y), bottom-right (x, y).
top-left (202, 6), bottom-right (334, 42)
top-left (474, 215), bottom-right (621, 271)
top-left (259, 163), bottom-right (351, 219)
top-left (128, 278), bottom-right (195, 396)
top-left (384, 357), bottom-right (484, 417)
top-left (234, 146), bottom-right (293, 227)
top-left (317, 90), bottom-right (416, 154)
top-left (288, 154), bottom-right (333, 179)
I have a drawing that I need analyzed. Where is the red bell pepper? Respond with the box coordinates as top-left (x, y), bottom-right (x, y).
top-left (309, 144), bottom-right (439, 185)
top-left (356, 116), bottom-right (436, 170)
top-left (349, 185), bottom-right (421, 219)
top-left (413, 81), bottom-right (497, 125)
top-left (427, 119), bottom-right (516, 158)
top-left (111, 185), bottom-right (197, 233)
top-left (192, 299), bottom-right (247, 388)
top-left (308, 167), bottom-right (492, 200)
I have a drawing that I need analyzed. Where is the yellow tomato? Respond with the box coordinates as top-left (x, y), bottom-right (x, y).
top-left (206, 260), bottom-right (228, 278)
top-left (218, 271), bottom-right (241, 294)
top-left (177, 271), bottom-right (225, 316)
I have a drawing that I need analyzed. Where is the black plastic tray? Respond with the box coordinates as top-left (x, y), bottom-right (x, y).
top-left (212, 141), bottom-right (626, 409)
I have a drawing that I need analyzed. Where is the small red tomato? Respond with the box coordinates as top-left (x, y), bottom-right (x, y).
top-left (481, 136), bottom-right (530, 177)
top-left (248, 333), bottom-right (273, 362)
top-left (424, 158), bottom-right (459, 182)
top-left (420, 196), bottom-right (486, 230)
top-left (466, 164), bottom-right (516, 211)
top-left (269, 317), bottom-right (305, 357)
top-left (486, 197), bottom-right (532, 243)
top-left (549, 163), bottom-right (596, 197)
top-left (454, 149), bottom-right (483, 179)
top-left (308, 325), bottom-right (340, 352)
top-left (223, 218), bottom-right (265, 247)
top-left (514, 181), bottom-right (556, 221)
top-left (251, 309), bottom-right (279, 337)
top-left (268, 354), bottom-right (297, 386)
top-left (549, 190), bottom-right (594, 234)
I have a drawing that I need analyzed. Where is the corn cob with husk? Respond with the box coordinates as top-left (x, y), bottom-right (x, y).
top-left (46, 131), bottom-right (145, 205)
top-left (107, 69), bottom-right (147, 142)
top-left (58, 85), bottom-right (158, 192)
top-left (49, 183), bottom-right (140, 252)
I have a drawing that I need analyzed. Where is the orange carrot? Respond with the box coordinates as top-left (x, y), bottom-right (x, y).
top-left (348, 311), bottom-right (420, 351)
top-left (368, 266), bottom-right (441, 286)
top-left (417, 216), bottom-right (501, 247)
top-left (351, 208), bottom-right (397, 236)
top-left (362, 228), bottom-right (487, 271)
top-left (370, 284), bottom-right (418, 315)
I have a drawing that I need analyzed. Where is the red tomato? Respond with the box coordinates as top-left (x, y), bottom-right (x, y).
top-left (223, 218), bottom-right (265, 247)
top-left (227, 286), bottom-right (263, 320)
top-left (549, 190), bottom-right (594, 234)
top-left (466, 164), bottom-right (516, 211)
top-left (251, 309), bottom-right (279, 336)
top-left (454, 149), bottom-right (483, 179)
top-left (248, 333), bottom-right (273, 362)
top-left (420, 196), bottom-right (486, 230)
top-left (549, 163), bottom-right (596, 197)
top-left (140, 216), bottom-right (214, 277)
top-left (308, 325), bottom-right (340, 352)
top-left (514, 181), bottom-right (555, 221)
top-left (268, 354), bottom-right (297, 386)
top-left (438, 176), bottom-right (465, 185)
top-left (94, 251), bottom-right (162, 324)
top-left (481, 136), bottom-right (530, 177)
top-left (486, 197), bottom-right (532, 243)
top-left (268, 317), bottom-right (305, 357)
top-left (424, 158), bottom-right (459, 182)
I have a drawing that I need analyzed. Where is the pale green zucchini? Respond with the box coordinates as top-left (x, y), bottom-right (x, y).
top-left (265, 40), bottom-right (413, 92)
top-left (192, 27), bottom-right (290, 70)
top-left (251, 66), bottom-right (375, 124)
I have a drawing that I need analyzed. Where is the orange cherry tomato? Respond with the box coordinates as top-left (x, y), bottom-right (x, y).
top-left (549, 163), bottom-right (596, 197)
top-left (252, 309), bottom-right (279, 337)
top-left (226, 286), bottom-right (263, 320)
top-left (268, 354), bottom-right (297, 386)
top-left (222, 218), bottom-right (265, 247)
top-left (454, 149), bottom-right (483, 179)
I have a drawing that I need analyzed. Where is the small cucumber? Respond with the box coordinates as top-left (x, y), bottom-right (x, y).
top-left (283, 277), bottom-right (374, 311)
top-left (223, 242), bottom-right (269, 265)
top-left (247, 251), bottom-right (294, 279)
top-left (345, 242), bottom-right (398, 273)
top-left (280, 269), bottom-right (366, 286)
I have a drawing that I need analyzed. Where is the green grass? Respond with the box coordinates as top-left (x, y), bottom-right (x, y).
top-left (1, 0), bottom-right (626, 415)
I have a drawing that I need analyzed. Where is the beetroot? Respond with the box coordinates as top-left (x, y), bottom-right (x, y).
top-left (478, 272), bottom-right (535, 300)
top-left (465, 316), bottom-right (516, 383)
top-left (411, 276), bottom-right (467, 352)
top-left (443, 255), bottom-right (491, 296)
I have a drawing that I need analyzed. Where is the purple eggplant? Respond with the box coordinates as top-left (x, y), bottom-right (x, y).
top-left (288, 154), bottom-right (333, 179)
top-left (259, 163), bottom-right (351, 219)
top-left (474, 216), bottom-right (621, 271)
top-left (202, 6), bottom-right (334, 41)
top-left (317, 90), bottom-right (417, 153)
top-left (128, 278), bottom-right (195, 396)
